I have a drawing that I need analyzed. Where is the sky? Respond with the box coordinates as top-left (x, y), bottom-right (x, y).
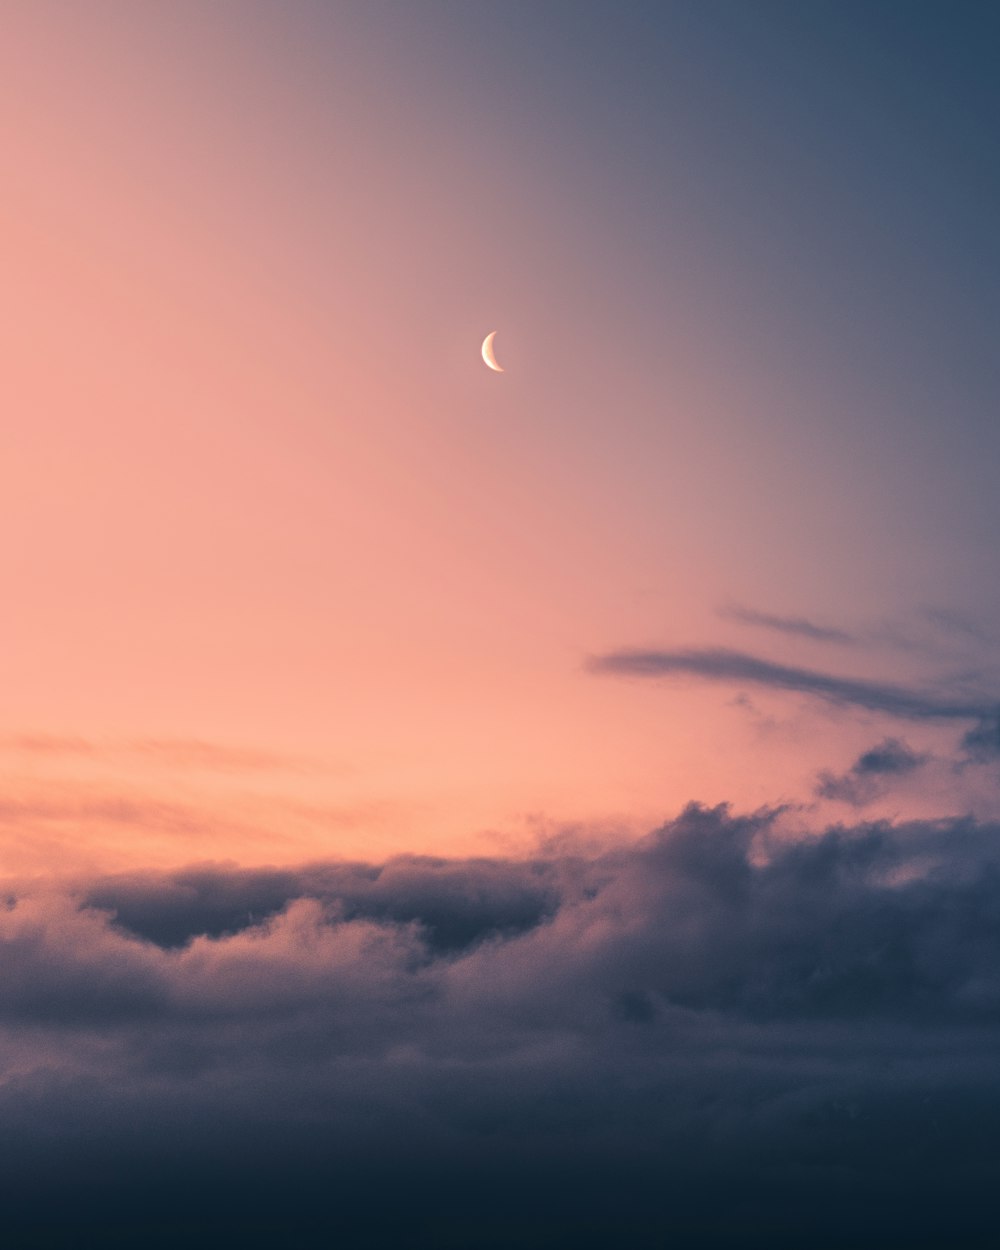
top-left (2, 2), bottom-right (1000, 1246)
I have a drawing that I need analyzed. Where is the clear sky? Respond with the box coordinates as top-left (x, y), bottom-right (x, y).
top-left (4, 1), bottom-right (999, 875)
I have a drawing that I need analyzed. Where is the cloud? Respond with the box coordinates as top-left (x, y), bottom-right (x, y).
top-left (719, 603), bottom-right (1000, 670)
top-left (961, 717), bottom-right (1000, 763)
top-left (921, 606), bottom-right (997, 645)
top-left (0, 733), bottom-right (314, 773)
top-left (0, 775), bottom-right (395, 875)
top-left (3, 807), bottom-right (1000, 1244)
top-left (849, 739), bottom-right (926, 777)
top-left (718, 603), bottom-right (856, 645)
top-left (588, 644), bottom-right (1000, 722)
top-left (84, 856), bottom-right (557, 952)
top-left (0, 733), bottom-right (98, 755)
top-left (815, 737), bottom-right (929, 805)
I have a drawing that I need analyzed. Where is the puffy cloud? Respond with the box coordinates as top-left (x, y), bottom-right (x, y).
top-left (961, 716), bottom-right (1000, 762)
top-left (815, 737), bottom-right (929, 805)
top-left (2, 807), bottom-right (1000, 1244)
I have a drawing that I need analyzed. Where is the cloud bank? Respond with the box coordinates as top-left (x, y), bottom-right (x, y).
top-left (3, 807), bottom-right (1000, 1246)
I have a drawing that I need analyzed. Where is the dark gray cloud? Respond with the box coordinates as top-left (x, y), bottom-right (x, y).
top-left (85, 856), bottom-right (558, 952)
top-left (4, 808), bottom-right (1000, 1245)
top-left (815, 738), bottom-right (929, 805)
top-left (719, 603), bottom-right (856, 645)
top-left (588, 644), bottom-right (1000, 722)
top-left (961, 717), bottom-right (1000, 763)
top-left (852, 739), bottom-right (927, 776)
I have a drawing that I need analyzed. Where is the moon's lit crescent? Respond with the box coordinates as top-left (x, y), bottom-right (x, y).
top-left (481, 331), bottom-right (504, 373)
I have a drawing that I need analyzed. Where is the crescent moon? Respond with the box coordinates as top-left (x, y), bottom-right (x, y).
top-left (481, 331), bottom-right (504, 373)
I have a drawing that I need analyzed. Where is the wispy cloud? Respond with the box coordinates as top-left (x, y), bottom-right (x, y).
top-left (588, 645), bottom-right (1000, 722)
top-left (722, 603), bottom-right (1000, 673)
top-left (718, 603), bottom-right (856, 645)
top-left (0, 734), bottom-right (317, 773)
top-left (1, 734), bottom-right (97, 755)
top-left (0, 777), bottom-right (396, 875)
top-left (920, 606), bottom-right (997, 646)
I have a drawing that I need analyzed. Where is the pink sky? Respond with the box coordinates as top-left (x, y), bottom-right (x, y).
top-left (2, 3), bottom-right (995, 875)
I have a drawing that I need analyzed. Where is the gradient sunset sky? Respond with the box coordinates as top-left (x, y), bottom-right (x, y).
top-left (3, 4), bottom-right (1000, 1246)
top-left (5, 0), bottom-right (1000, 876)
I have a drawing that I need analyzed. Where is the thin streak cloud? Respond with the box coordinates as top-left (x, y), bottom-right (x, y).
top-left (0, 734), bottom-right (317, 774)
top-left (588, 645), bottom-right (1000, 722)
top-left (718, 603), bottom-right (856, 645)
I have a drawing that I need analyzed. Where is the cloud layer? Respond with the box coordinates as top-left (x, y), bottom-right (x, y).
top-left (3, 807), bottom-right (1000, 1246)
